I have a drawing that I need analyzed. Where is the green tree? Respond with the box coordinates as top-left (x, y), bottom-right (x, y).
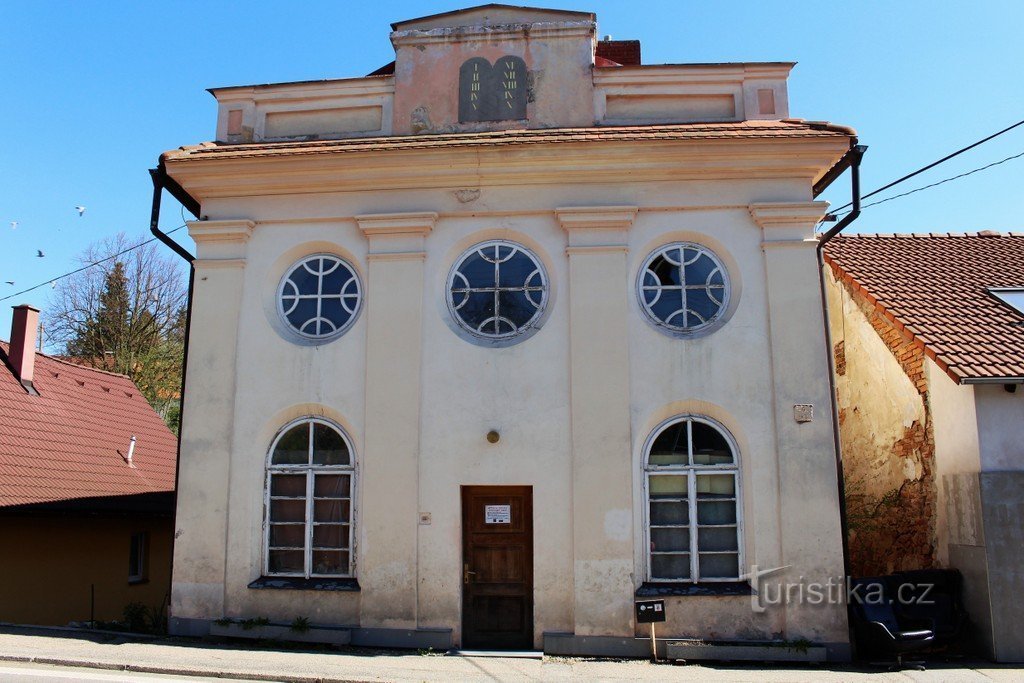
top-left (47, 234), bottom-right (188, 434)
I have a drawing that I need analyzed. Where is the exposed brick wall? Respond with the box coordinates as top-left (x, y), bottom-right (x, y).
top-left (596, 40), bottom-right (641, 66)
top-left (833, 273), bottom-right (937, 576)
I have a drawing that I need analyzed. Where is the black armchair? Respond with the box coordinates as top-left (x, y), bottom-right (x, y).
top-left (848, 570), bottom-right (969, 668)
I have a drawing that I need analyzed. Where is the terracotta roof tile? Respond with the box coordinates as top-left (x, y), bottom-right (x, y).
top-left (0, 343), bottom-right (177, 507)
top-left (824, 233), bottom-right (1024, 381)
top-left (162, 120), bottom-right (853, 163)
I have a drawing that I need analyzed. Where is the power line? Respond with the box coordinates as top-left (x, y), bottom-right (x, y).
top-left (0, 224), bottom-right (187, 303)
top-left (829, 117), bottom-right (1024, 216)
top-left (828, 148), bottom-right (1024, 220)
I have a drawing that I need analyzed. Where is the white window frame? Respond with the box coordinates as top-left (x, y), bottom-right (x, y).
top-left (636, 242), bottom-right (731, 336)
top-left (277, 253), bottom-right (362, 342)
top-left (446, 240), bottom-right (550, 341)
top-left (263, 417), bottom-right (356, 578)
top-left (643, 415), bottom-right (744, 583)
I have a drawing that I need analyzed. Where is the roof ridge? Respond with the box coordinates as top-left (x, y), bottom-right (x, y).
top-left (43, 353), bottom-right (133, 379)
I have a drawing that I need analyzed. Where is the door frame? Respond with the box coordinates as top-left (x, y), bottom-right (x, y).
top-left (460, 485), bottom-right (534, 649)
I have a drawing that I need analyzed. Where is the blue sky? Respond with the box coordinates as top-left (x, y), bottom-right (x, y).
top-left (2, 1), bottom-right (1023, 340)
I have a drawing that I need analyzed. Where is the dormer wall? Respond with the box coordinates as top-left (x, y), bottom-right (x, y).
top-left (209, 7), bottom-right (794, 143)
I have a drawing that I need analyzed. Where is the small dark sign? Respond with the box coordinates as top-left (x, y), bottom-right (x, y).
top-left (459, 56), bottom-right (527, 122)
top-left (635, 599), bottom-right (666, 624)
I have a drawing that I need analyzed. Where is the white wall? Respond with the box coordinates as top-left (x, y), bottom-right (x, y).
top-left (974, 383), bottom-right (1024, 472)
top-left (166, 171), bottom-right (849, 649)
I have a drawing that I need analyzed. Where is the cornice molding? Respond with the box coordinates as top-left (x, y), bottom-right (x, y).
top-left (355, 211), bottom-right (437, 237)
top-left (356, 211), bottom-right (436, 256)
top-left (557, 205), bottom-right (637, 250)
top-left (194, 258), bottom-right (247, 269)
top-left (367, 251), bottom-right (427, 262)
top-left (390, 21), bottom-right (594, 47)
top-left (565, 245), bottom-right (629, 255)
top-left (166, 139), bottom-right (850, 201)
top-left (555, 206), bottom-right (638, 231)
top-left (187, 219), bottom-right (255, 243)
top-left (748, 202), bottom-right (829, 229)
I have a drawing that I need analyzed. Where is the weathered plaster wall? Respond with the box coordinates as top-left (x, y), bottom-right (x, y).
top-left (826, 268), bottom-right (936, 575)
top-left (975, 383), bottom-right (1024, 472)
top-left (927, 357), bottom-right (981, 569)
top-left (171, 174), bottom-right (847, 649)
top-left (390, 17), bottom-right (595, 134)
top-left (979, 470), bottom-right (1024, 662)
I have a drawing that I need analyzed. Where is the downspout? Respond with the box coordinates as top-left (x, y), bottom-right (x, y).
top-left (149, 159), bottom-right (198, 622)
top-left (814, 142), bottom-right (865, 657)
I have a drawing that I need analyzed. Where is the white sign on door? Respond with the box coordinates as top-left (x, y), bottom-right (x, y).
top-left (484, 504), bottom-right (511, 524)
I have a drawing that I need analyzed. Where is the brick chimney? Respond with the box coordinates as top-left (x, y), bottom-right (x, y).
top-left (9, 304), bottom-right (40, 391)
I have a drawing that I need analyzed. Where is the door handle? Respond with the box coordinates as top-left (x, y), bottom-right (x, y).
top-left (464, 563), bottom-right (476, 585)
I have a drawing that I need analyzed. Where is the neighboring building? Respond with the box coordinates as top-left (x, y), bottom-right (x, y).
top-left (0, 305), bottom-right (178, 627)
top-left (824, 232), bottom-right (1024, 662)
top-left (158, 5), bottom-right (859, 657)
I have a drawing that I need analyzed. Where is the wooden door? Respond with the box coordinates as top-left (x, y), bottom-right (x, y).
top-left (461, 486), bottom-right (533, 649)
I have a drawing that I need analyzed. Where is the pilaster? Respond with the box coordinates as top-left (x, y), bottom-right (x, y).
top-left (355, 212), bottom-right (434, 628)
top-left (556, 206), bottom-right (637, 636)
top-left (171, 220), bottom-right (253, 623)
top-left (749, 201), bottom-right (848, 642)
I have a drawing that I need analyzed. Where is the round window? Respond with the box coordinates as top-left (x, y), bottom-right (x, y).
top-left (638, 243), bottom-right (729, 334)
top-left (447, 241), bottom-right (548, 340)
top-left (278, 254), bottom-right (361, 340)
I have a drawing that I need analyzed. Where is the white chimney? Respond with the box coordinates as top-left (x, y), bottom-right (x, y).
top-left (8, 304), bottom-right (40, 392)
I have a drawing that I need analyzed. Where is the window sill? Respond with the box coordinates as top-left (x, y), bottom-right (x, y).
top-left (636, 581), bottom-right (752, 597)
top-left (128, 578), bottom-right (148, 586)
top-left (248, 576), bottom-right (360, 592)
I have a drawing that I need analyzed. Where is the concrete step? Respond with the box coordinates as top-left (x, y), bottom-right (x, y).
top-left (209, 621), bottom-right (351, 646)
top-left (666, 639), bottom-right (828, 663)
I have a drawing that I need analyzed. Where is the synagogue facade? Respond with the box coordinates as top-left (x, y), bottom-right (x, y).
top-left (160, 4), bottom-right (858, 658)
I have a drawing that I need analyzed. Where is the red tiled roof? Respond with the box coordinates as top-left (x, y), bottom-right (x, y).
top-left (0, 343), bottom-right (177, 507)
top-left (162, 120), bottom-right (854, 163)
top-left (824, 233), bottom-right (1024, 382)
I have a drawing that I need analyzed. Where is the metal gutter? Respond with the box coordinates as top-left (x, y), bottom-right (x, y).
top-left (961, 377), bottom-right (1024, 385)
top-left (149, 159), bottom-right (199, 621)
top-left (814, 142), bottom-right (866, 650)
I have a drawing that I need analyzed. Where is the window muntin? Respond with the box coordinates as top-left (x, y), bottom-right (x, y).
top-left (447, 241), bottom-right (548, 340)
top-left (278, 254), bottom-right (361, 340)
top-left (639, 243), bottom-right (729, 334)
top-left (265, 418), bottom-right (354, 578)
top-left (645, 416), bottom-right (742, 582)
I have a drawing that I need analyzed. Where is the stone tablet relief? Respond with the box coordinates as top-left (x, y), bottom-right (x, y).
top-left (459, 56), bottom-right (527, 122)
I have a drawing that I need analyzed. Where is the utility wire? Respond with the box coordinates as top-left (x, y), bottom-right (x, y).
top-left (0, 224), bottom-right (187, 303)
top-left (828, 148), bottom-right (1024, 220)
top-left (829, 117), bottom-right (1024, 215)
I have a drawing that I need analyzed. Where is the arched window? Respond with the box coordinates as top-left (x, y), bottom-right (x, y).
top-left (265, 418), bottom-right (354, 577)
top-left (447, 240), bottom-right (548, 341)
top-left (638, 243), bottom-right (730, 335)
top-left (278, 254), bottom-right (361, 341)
top-left (644, 416), bottom-right (742, 582)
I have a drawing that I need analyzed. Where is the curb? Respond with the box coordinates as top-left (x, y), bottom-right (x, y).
top-left (0, 654), bottom-right (363, 683)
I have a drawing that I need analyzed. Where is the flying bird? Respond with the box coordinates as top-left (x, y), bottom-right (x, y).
top-left (5, 281), bottom-right (14, 286)
top-left (50, 281), bottom-right (57, 289)
top-left (9, 221), bottom-right (16, 230)
top-left (75, 206), bottom-right (86, 216)
top-left (36, 250), bottom-right (45, 258)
